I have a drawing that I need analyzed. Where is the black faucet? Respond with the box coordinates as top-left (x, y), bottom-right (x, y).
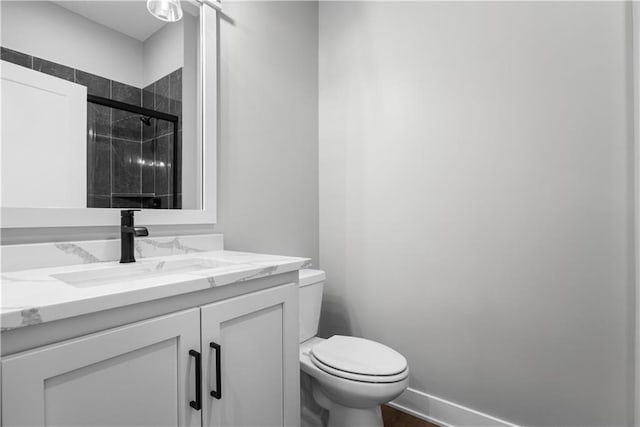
top-left (120, 210), bottom-right (149, 263)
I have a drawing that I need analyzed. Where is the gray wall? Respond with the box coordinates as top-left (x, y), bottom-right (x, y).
top-left (214, 1), bottom-right (319, 265)
top-left (2, 1), bottom-right (144, 87)
top-left (318, 2), bottom-right (634, 426)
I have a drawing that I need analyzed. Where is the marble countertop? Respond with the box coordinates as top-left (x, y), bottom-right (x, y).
top-left (1, 250), bottom-right (311, 331)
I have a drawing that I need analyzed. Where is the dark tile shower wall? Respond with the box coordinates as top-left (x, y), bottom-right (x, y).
top-left (1, 46), bottom-right (183, 209)
top-left (143, 69), bottom-right (183, 209)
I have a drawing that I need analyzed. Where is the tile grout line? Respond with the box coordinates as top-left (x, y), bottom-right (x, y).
top-left (109, 79), bottom-right (113, 208)
top-left (139, 86), bottom-right (143, 207)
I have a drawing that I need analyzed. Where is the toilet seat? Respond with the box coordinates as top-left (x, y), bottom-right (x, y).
top-left (309, 336), bottom-right (409, 384)
top-left (310, 353), bottom-right (409, 383)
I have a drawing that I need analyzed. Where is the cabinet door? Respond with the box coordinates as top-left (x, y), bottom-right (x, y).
top-left (201, 283), bottom-right (299, 427)
top-left (2, 309), bottom-right (201, 427)
top-left (1, 61), bottom-right (86, 208)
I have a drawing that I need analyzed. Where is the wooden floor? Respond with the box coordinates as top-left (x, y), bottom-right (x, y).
top-left (382, 405), bottom-right (439, 427)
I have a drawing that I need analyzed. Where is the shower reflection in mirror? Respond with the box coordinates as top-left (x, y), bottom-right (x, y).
top-left (86, 73), bottom-right (182, 210)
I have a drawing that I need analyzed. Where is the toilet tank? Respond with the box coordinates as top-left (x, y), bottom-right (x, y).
top-left (298, 269), bottom-right (326, 343)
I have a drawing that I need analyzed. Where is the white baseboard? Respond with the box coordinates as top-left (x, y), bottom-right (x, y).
top-left (389, 387), bottom-right (521, 427)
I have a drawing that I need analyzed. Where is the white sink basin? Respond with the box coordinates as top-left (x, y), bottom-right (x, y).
top-left (52, 258), bottom-right (236, 288)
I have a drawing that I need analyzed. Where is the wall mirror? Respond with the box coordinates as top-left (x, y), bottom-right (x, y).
top-left (0, 0), bottom-right (217, 227)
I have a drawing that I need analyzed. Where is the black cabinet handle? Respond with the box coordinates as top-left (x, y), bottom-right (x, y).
top-left (189, 349), bottom-right (202, 410)
top-left (209, 342), bottom-right (222, 399)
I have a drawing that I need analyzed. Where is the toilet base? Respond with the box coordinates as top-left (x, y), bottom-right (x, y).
top-left (326, 405), bottom-right (383, 427)
top-left (312, 380), bottom-right (383, 427)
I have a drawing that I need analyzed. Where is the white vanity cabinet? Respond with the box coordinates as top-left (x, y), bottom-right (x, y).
top-left (201, 283), bottom-right (299, 427)
top-left (1, 308), bottom-right (202, 427)
top-left (1, 283), bottom-right (299, 427)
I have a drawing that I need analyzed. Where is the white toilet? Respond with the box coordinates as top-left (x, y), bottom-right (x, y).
top-left (298, 269), bottom-right (409, 427)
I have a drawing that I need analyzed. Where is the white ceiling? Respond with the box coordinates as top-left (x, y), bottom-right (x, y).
top-left (52, 1), bottom-right (167, 42)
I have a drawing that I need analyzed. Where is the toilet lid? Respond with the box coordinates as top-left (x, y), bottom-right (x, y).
top-left (310, 335), bottom-right (407, 377)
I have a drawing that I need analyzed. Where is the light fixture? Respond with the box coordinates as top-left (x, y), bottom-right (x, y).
top-left (147, 0), bottom-right (183, 22)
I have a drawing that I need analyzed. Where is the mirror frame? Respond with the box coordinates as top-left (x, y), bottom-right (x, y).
top-left (0, 0), bottom-right (217, 228)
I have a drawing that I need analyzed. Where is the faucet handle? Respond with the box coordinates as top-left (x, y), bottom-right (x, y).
top-left (133, 227), bottom-right (149, 237)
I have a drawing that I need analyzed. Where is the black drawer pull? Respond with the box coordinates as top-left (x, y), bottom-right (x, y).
top-left (189, 349), bottom-right (202, 410)
top-left (210, 341), bottom-right (222, 399)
